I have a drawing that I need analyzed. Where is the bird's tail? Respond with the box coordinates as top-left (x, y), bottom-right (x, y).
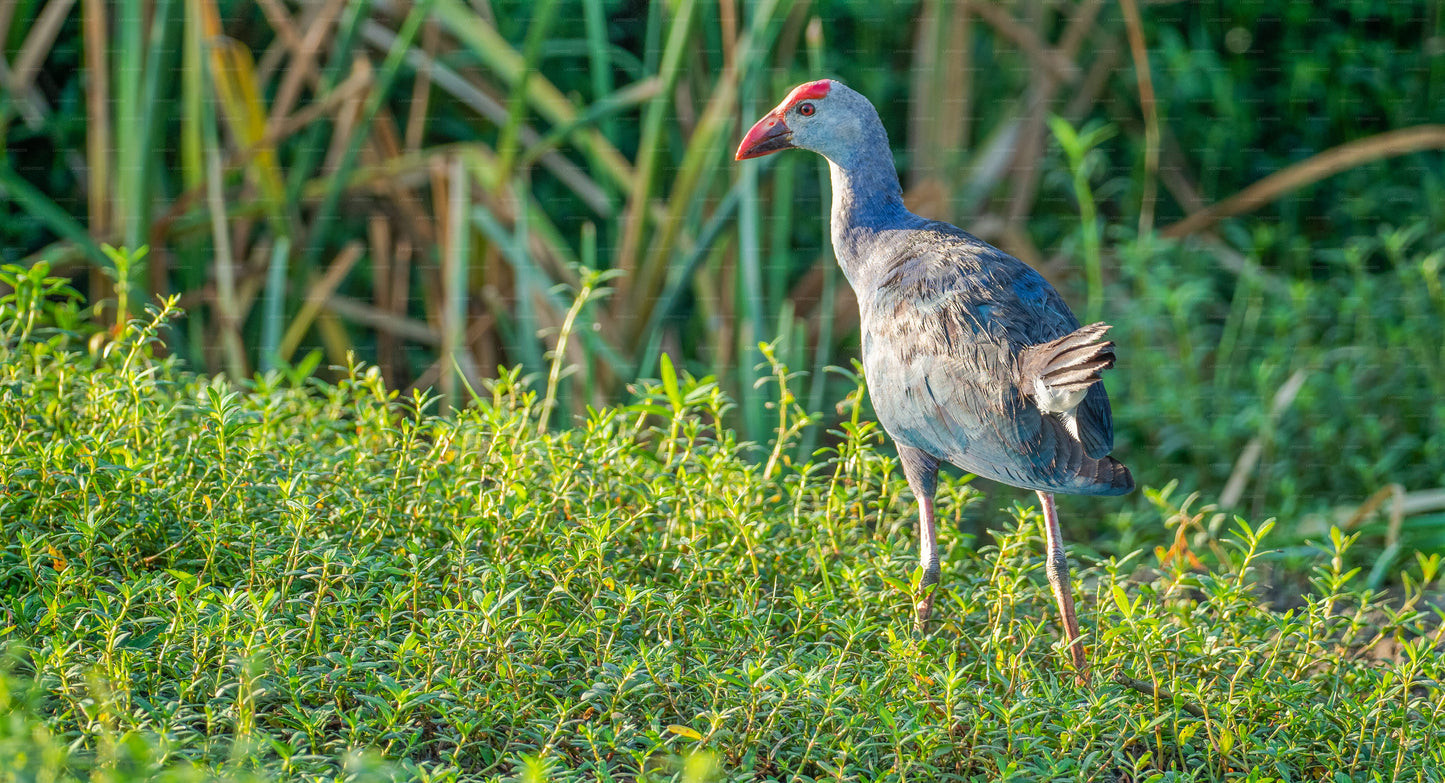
top-left (1022, 322), bottom-right (1116, 395)
top-left (1078, 454), bottom-right (1134, 496)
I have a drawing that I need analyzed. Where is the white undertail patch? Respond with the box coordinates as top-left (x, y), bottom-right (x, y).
top-left (1034, 377), bottom-right (1087, 443)
top-left (1033, 377), bottom-right (1088, 415)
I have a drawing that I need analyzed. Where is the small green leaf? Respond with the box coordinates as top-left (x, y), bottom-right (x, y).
top-left (881, 575), bottom-right (911, 594)
top-left (659, 352), bottom-right (682, 410)
top-left (1112, 584), bottom-right (1133, 619)
top-left (119, 625), bottom-right (164, 650)
top-left (667, 724), bottom-right (702, 741)
top-left (1177, 724), bottom-right (1198, 745)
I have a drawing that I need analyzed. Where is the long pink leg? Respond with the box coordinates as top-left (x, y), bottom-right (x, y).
top-left (898, 446), bottom-right (941, 628)
top-left (1039, 491), bottom-right (1090, 685)
top-left (914, 490), bottom-right (939, 624)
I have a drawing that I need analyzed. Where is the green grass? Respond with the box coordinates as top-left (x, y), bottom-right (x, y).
top-left (2, 275), bottom-right (1444, 782)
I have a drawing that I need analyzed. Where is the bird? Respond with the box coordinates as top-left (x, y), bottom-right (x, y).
top-left (736, 79), bottom-right (1132, 685)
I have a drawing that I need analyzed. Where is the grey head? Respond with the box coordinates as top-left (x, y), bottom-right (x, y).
top-left (735, 79), bottom-right (892, 172)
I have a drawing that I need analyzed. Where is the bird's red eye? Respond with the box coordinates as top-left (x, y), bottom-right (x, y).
top-left (798, 102), bottom-right (816, 117)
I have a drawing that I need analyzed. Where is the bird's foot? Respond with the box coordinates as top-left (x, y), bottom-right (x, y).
top-left (914, 586), bottom-right (938, 633)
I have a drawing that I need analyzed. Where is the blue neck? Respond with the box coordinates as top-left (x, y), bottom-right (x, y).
top-left (828, 152), bottom-right (915, 289)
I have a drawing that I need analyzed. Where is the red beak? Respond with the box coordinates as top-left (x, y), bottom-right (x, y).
top-left (735, 113), bottom-right (794, 160)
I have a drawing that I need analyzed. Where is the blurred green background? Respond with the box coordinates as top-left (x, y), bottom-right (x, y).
top-left (2, 0), bottom-right (1444, 561)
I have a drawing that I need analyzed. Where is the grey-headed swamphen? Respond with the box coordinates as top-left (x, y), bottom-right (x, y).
top-left (736, 79), bottom-right (1133, 685)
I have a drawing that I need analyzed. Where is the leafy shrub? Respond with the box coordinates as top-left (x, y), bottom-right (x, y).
top-left (2, 280), bottom-right (1442, 781)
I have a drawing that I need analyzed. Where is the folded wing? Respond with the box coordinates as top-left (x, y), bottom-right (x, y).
top-left (861, 224), bottom-right (1132, 496)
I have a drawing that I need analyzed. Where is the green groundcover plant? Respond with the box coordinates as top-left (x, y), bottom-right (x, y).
top-left (1, 265), bottom-right (1442, 781)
